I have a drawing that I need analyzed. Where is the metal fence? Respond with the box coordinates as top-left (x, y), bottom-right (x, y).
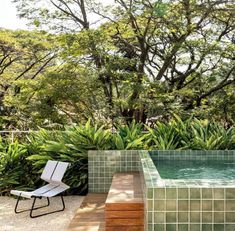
top-left (0, 129), bottom-right (149, 143)
top-left (0, 131), bottom-right (37, 143)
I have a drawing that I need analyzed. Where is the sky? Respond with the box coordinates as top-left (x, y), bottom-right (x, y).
top-left (0, 0), bottom-right (28, 30)
top-left (0, 0), bottom-right (114, 30)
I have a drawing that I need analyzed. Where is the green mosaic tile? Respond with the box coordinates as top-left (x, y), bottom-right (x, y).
top-left (190, 212), bottom-right (200, 222)
top-left (166, 188), bottom-right (177, 199)
top-left (154, 200), bottom-right (166, 211)
top-left (178, 200), bottom-right (188, 211)
top-left (147, 200), bottom-right (153, 210)
top-left (166, 200), bottom-right (176, 211)
top-left (226, 212), bottom-right (235, 222)
top-left (166, 224), bottom-right (176, 231)
top-left (202, 224), bottom-right (212, 231)
top-left (147, 188), bottom-right (154, 199)
top-left (214, 212), bottom-right (224, 223)
top-left (148, 224), bottom-right (153, 231)
top-left (166, 212), bottom-right (176, 223)
top-left (226, 189), bottom-right (235, 199)
top-left (202, 212), bottom-right (212, 223)
top-left (226, 224), bottom-right (235, 231)
top-left (148, 212), bottom-right (153, 223)
top-left (178, 188), bottom-right (189, 199)
top-left (154, 188), bottom-right (165, 199)
top-left (178, 212), bottom-right (188, 222)
top-left (202, 200), bottom-right (212, 211)
top-left (178, 224), bottom-right (188, 231)
top-left (213, 224), bottom-right (224, 231)
top-left (226, 200), bottom-right (235, 211)
top-left (154, 224), bottom-right (164, 231)
top-left (190, 224), bottom-right (200, 231)
top-left (214, 188), bottom-right (224, 199)
top-left (154, 212), bottom-right (165, 223)
top-left (190, 188), bottom-right (201, 199)
top-left (190, 200), bottom-right (200, 211)
top-left (214, 200), bottom-right (224, 211)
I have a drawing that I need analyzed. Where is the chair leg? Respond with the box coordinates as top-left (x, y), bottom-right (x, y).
top-left (14, 195), bottom-right (50, 214)
top-left (30, 195), bottom-right (65, 218)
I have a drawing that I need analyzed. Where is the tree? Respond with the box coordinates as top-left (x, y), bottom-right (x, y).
top-left (0, 29), bottom-right (56, 128)
top-left (9, 0), bottom-right (235, 126)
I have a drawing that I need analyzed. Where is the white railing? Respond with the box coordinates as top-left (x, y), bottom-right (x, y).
top-left (0, 129), bottom-right (149, 143)
top-left (0, 131), bottom-right (37, 143)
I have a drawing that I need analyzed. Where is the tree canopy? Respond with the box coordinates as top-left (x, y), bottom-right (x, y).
top-left (0, 0), bottom-right (234, 129)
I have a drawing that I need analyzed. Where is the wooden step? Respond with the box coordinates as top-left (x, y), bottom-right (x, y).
top-left (106, 203), bottom-right (143, 211)
top-left (106, 227), bottom-right (143, 231)
top-left (106, 218), bottom-right (144, 226)
top-left (105, 172), bottom-right (144, 230)
top-left (106, 211), bottom-right (144, 219)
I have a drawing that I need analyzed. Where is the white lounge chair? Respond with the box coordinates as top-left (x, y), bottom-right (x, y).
top-left (10, 160), bottom-right (70, 218)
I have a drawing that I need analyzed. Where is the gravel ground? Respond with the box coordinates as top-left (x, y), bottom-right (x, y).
top-left (0, 196), bottom-right (84, 231)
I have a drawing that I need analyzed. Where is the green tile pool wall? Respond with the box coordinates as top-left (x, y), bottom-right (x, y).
top-left (139, 150), bottom-right (162, 230)
top-left (141, 150), bottom-right (235, 231)
top-left (88, 150), bottom-right (140, 192)
top-left (149, 150), bottom-right (235, 161)
top-left (146, 187), bottom-right (235, 231)
top-left (139, 151), bottom-right (152, 231)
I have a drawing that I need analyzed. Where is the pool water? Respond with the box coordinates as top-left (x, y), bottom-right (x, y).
top-left (153, 160), bottom-right (235, 180)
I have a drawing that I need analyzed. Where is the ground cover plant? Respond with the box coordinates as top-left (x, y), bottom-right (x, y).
top-left (0, 118), bottom-right (234, 195)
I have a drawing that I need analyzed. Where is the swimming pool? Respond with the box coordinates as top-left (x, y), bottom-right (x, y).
top-left (139, 150), bottom-right (235, 231)
top-left (88, 149), bottom-right (235, 230)
top-left (153, 160), bottom-right (235, 180)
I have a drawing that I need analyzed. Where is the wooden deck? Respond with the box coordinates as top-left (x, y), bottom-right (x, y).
top-left (67, 193), bottom-right (107, 231)
top-left (68, 172), bottom-right (144, 231)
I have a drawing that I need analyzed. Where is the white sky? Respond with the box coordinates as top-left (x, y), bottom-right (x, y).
top-left (0, 0), bottom-right (113, 30)
top-left (0, 0), bottom-right (29, 30)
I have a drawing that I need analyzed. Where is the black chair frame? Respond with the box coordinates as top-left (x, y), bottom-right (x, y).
top-left (14, 194), bottom-right (65, 218)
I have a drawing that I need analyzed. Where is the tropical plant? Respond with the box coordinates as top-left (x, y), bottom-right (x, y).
top-left (1, 118), bottom-right (235, 195)
top-left (0, 141), bottom-right (36, 195)
top-left (112, 121), bottom-right (146, 150)
top-left (146, 121), bottom-right (180, 150)
top-left (187, 120), bottom-right (235, 150)
top-left (26, 120), bottom-right (112, 194)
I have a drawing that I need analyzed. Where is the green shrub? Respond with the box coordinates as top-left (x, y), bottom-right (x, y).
top-left (146, 121), bottom-right (180, 150)
top-left (112, 121), bottom-right (147, 149)
top-left (0, 118), bottom-right (234, 195)
top-left (186, 119), bottom-right (235, 150)
top-left (0, 141), bottom-right (36, 195)
top-left (26, 120), bottom-right (112, 194)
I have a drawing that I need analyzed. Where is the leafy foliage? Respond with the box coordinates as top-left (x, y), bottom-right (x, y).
top-left (0, 1), bottom-right (234, 128)
top-left (0, 141), bottom-right (36, 194)
top-left (186, 120), bottom-right (235, 150)
top-left (146, 122), bottom-right (180, 150)
top-left (0, 119), bottom-right (235, 195)
top-left (112, 121), bottom-right (147, 150)
top-left (24, 120), bottom-right (112, 194)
